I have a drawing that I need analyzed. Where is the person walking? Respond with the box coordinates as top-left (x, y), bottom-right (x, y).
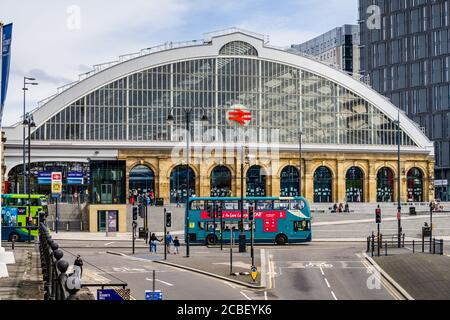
top-left (74, 255), bottom-right (84, 278)
top-left (165, 231), bottom-right (173, 254)
top-left (149, 233), bottom-right (161, 253)
top-left (173, 236), bottom-right (180, 255)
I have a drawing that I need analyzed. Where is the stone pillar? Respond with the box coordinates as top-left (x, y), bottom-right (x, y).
top-left (368, 162), bottom-right (377, 203)
top-left (336, 161), bottom-right (346, 203)
top-left (427, 161), bottom-right (435, 202)
top-left (158, 158), bottom-right (172, 204)
top-left (400, 161), bottom-right (407, 203)
top-left (304, 160), bottom-right (314, 203)
top-left (199, 163), bottom-right (210, 198)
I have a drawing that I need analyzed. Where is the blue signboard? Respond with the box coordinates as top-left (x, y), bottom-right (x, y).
top-left (97, 289), bottom-right (130, 301)
top-left (145, 290), bottom-right (163, 301)
top-left (1, 23), bottom-right (13, 121)
top-left (37, 172), bottom-right (52, 185)
top-left (68, 172), bottom-right (84, 185)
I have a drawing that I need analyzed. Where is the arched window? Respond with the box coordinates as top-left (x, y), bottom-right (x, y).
top-left (129, 165), bottom-right (155, 195)
top-left (346, 167), bottom-right (364, 202)
top-left (314, 167), bottom-right (333, 203)
top-left (170, 166), bottom-right (195, 204)
top-left (246, 166), bottom-right (266, 197)
top-left (407, 168), bottom-right (423, 202)
top-left (219, 41), bottom-right (258, 56)
top-left (211, 166), bottom-right (232, 197)
top-left (280, 166), bottom-right (299, 197)
top-left (377, 167), bottom-right (394, 202)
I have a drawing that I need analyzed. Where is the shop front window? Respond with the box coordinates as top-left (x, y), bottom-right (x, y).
top-left (170, 165), bottom-right (195, 204)
top-left (210, 166), bottom-right (232, 197)
top-left (407, 168), bottom-right (423, 202)
top-left (280, 166), bottom-right (299, 197)
top-left (246, 166), bottom-right (266, 197)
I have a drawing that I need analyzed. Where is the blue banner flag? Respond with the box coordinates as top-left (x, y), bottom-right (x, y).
top-left (1, 23), bottom-right (13, 123)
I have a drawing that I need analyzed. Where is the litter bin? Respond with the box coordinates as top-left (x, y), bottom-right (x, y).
top-left (422, 226), bottom-right (431, 238)
top-left (155, 198), bottom-right (164, 207)
top-left (238, 234), bottom-right (247, 252)
top-left (409, 207), bottom-right (416, 215)
top-left (138, 227), bottom-right (146, 239)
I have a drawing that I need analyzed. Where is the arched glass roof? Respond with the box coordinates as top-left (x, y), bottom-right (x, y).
top-left (219, 41), bottom-right (258, 56)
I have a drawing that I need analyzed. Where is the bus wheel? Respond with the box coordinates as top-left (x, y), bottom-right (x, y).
top-left (275, 234), bottom-right (288, 246)
top-left (205, 234), bottom-right (218, 246)
top-left (9, 233), bottom-right (20, 242)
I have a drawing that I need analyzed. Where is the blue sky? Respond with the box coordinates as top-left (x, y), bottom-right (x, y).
top-left (0, 0), bottom-right (357, 126)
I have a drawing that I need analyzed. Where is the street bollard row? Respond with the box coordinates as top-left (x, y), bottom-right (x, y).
top-left (38, 213), bottom-right (81, 300)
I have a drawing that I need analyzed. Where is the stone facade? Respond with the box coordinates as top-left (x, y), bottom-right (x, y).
top-left (119, 148), bottom-right (435, 204)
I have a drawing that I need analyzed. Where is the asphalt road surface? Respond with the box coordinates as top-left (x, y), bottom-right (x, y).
top-left (58, 240), bottom-right (401, 300)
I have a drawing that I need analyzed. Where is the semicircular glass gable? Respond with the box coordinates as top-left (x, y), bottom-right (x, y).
top-left (31, 56), bottom-right (417, 148)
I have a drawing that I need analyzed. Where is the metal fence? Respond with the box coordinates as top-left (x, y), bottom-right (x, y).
top-left (367, 233), bottom-right (444, 257)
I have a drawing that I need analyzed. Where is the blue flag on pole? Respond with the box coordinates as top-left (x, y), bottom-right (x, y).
top-left (1, 23), bottom-right (13, 123)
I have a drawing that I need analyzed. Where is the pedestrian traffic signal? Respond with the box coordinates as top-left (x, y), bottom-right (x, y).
top-left (139, 205), bottom-right (145, 218)
top-left (133, 206), bottom-right (138, 221)
top-left (375, 208), bottom-right (381, 224)
top-left (207, 206), bottom-right (213, 218)
top-left (216, 205), bottom-right (222, 218)
top-left (166, 211), bottom-right (172, 228)
top-left (248, 206), bottom-right (254, 221)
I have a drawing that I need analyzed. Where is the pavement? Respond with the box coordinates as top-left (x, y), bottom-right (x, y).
top-left (0, 244), bottom-right (44, 300)
top-left (373, 253), bottom-right (450, 300)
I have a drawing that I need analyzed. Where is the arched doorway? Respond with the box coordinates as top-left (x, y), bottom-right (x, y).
top-left (280, 166), bottom-right (299, 197)
top-left (377, 167), bottom-right (394, 202)
top-left (346, 167), bottom-right (364, 202)
top-left (407, 168), bottom-right (423, 202)
top-left (211, 166), bottom-right (232, 197)
top-left (129, 165), bottom-right (155, 196)
top-left (170, 165), bottom-right (195, 204)
top-left (314, 166), bottom-right (333, 203)
top-left (246, 166), bottom-right (266, 197)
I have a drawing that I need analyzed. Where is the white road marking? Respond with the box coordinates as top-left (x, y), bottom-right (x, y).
top-left (222, 281), bottom-right (236, 289)
top-left (331, 291), bottom-right (338, 300)
top-left (324, 278), bottom-right (331, 288)
top-left (320, 267), bottom-right (325, 276)
top-left (240, 291), bottom-right (252, 300)
top-left (264, 291), bottom-right (268, 301)
top-left (104, 242), bottom-right (115, 246)
top-left (145, 277), bottom-right (174, 287)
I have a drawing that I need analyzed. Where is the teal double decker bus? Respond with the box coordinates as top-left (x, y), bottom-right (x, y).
top-left (187, 197), bottom-right (312, 246)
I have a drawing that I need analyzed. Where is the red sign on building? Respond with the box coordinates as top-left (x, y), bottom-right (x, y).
top-left (227, 105), bottom-right (251, 126)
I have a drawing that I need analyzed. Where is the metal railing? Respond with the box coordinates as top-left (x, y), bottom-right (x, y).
top-left (367, 233), bottom-right (444, 257)
top-left (38, 220), bottom-right (76, 300)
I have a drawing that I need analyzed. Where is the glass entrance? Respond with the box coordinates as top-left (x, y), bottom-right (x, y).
top-left (346, 167), bottom-right (364, 202)
top-left (314, 166), bottom-right (332, 203)
top-left (246, 166), bottom-right (266, 197)
top-left (407, 168), bottom-right (423, 202)
top-left (377, 167), bottom-right (394, 202)
top-left (280, 166), bottom-right (299, 197)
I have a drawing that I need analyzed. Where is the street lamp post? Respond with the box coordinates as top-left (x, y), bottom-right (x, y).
top-left (395, 111), bottom-right (402, 248)
top-left (167, 109), bottom-right (208, 258)
top-left (22, 77), bottom-right (38, 194)
top-left (298, 130), bottom-right (303, 196)
top-left (23, 113), bottom-right (36, 243)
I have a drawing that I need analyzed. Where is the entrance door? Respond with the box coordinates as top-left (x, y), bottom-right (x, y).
top-left (101, 184), bottom-right (113, 204)
top-left (98, 210), bottom-right (119, 232)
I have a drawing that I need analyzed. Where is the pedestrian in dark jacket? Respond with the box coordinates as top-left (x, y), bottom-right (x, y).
top-left (173, 236), bottom-right (180, 254)
top-left (74, 255), bottom-right (83, 278)
top-left (149, 233), bottom-right (162, 253)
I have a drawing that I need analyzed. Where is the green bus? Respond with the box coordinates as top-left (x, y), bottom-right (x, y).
top-left (1, 194), bottom-right (48, 242)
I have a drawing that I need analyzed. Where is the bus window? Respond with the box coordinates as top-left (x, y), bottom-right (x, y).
top-left (290, 200), bottom-right (305, 210)
top-left (274, 200), bottom-right (289, 210)
top-left (190, 201), bottom-right (205, 210)
top-left (198, 222), bottom-right (205, 230)
top-left (206, 222), bottom-right (220, 232)
top-left (224, 201), bottom-right (238, 210)
top-left (294, 220), bottom-right (310, 232)
top-left (256, 200), bottom-right (273, 210)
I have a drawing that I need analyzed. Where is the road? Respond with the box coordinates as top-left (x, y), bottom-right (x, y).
top-left (263, 243), bottom-right (398, 300)
top-left (57, 240), bottom-right (401, 300)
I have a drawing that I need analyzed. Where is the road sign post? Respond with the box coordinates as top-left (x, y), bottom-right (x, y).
top-left (375, 206), bottom-right (381, 257)
top-left (249, 206), bottom-right (254, 266)
top-left (250, 266), bottom-right (258, 282)
top-left (51, 172), bottom-right (62, 234)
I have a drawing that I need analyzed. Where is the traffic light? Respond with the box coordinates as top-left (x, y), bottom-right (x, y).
top-left (216, 205), bottom-right (222, 218)
top-left (139, 205), bottom-right (145, 218)
top-left (166, 211), bottom-right (172, 228)
top-left (375, 208), bottom-right (381, 224)
top-left (248, 206), bottom-right (254, 221)
top-left (133, 206), bottom-right (138, 221)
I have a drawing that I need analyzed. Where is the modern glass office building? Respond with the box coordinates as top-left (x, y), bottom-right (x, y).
top-left (2, 29), bottom-right (435, 211)
top-left (359, 0), bottom-right (450, 200)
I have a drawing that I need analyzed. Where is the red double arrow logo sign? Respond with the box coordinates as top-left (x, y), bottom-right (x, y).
top-left (228, 108), bottom-right (252, 125)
